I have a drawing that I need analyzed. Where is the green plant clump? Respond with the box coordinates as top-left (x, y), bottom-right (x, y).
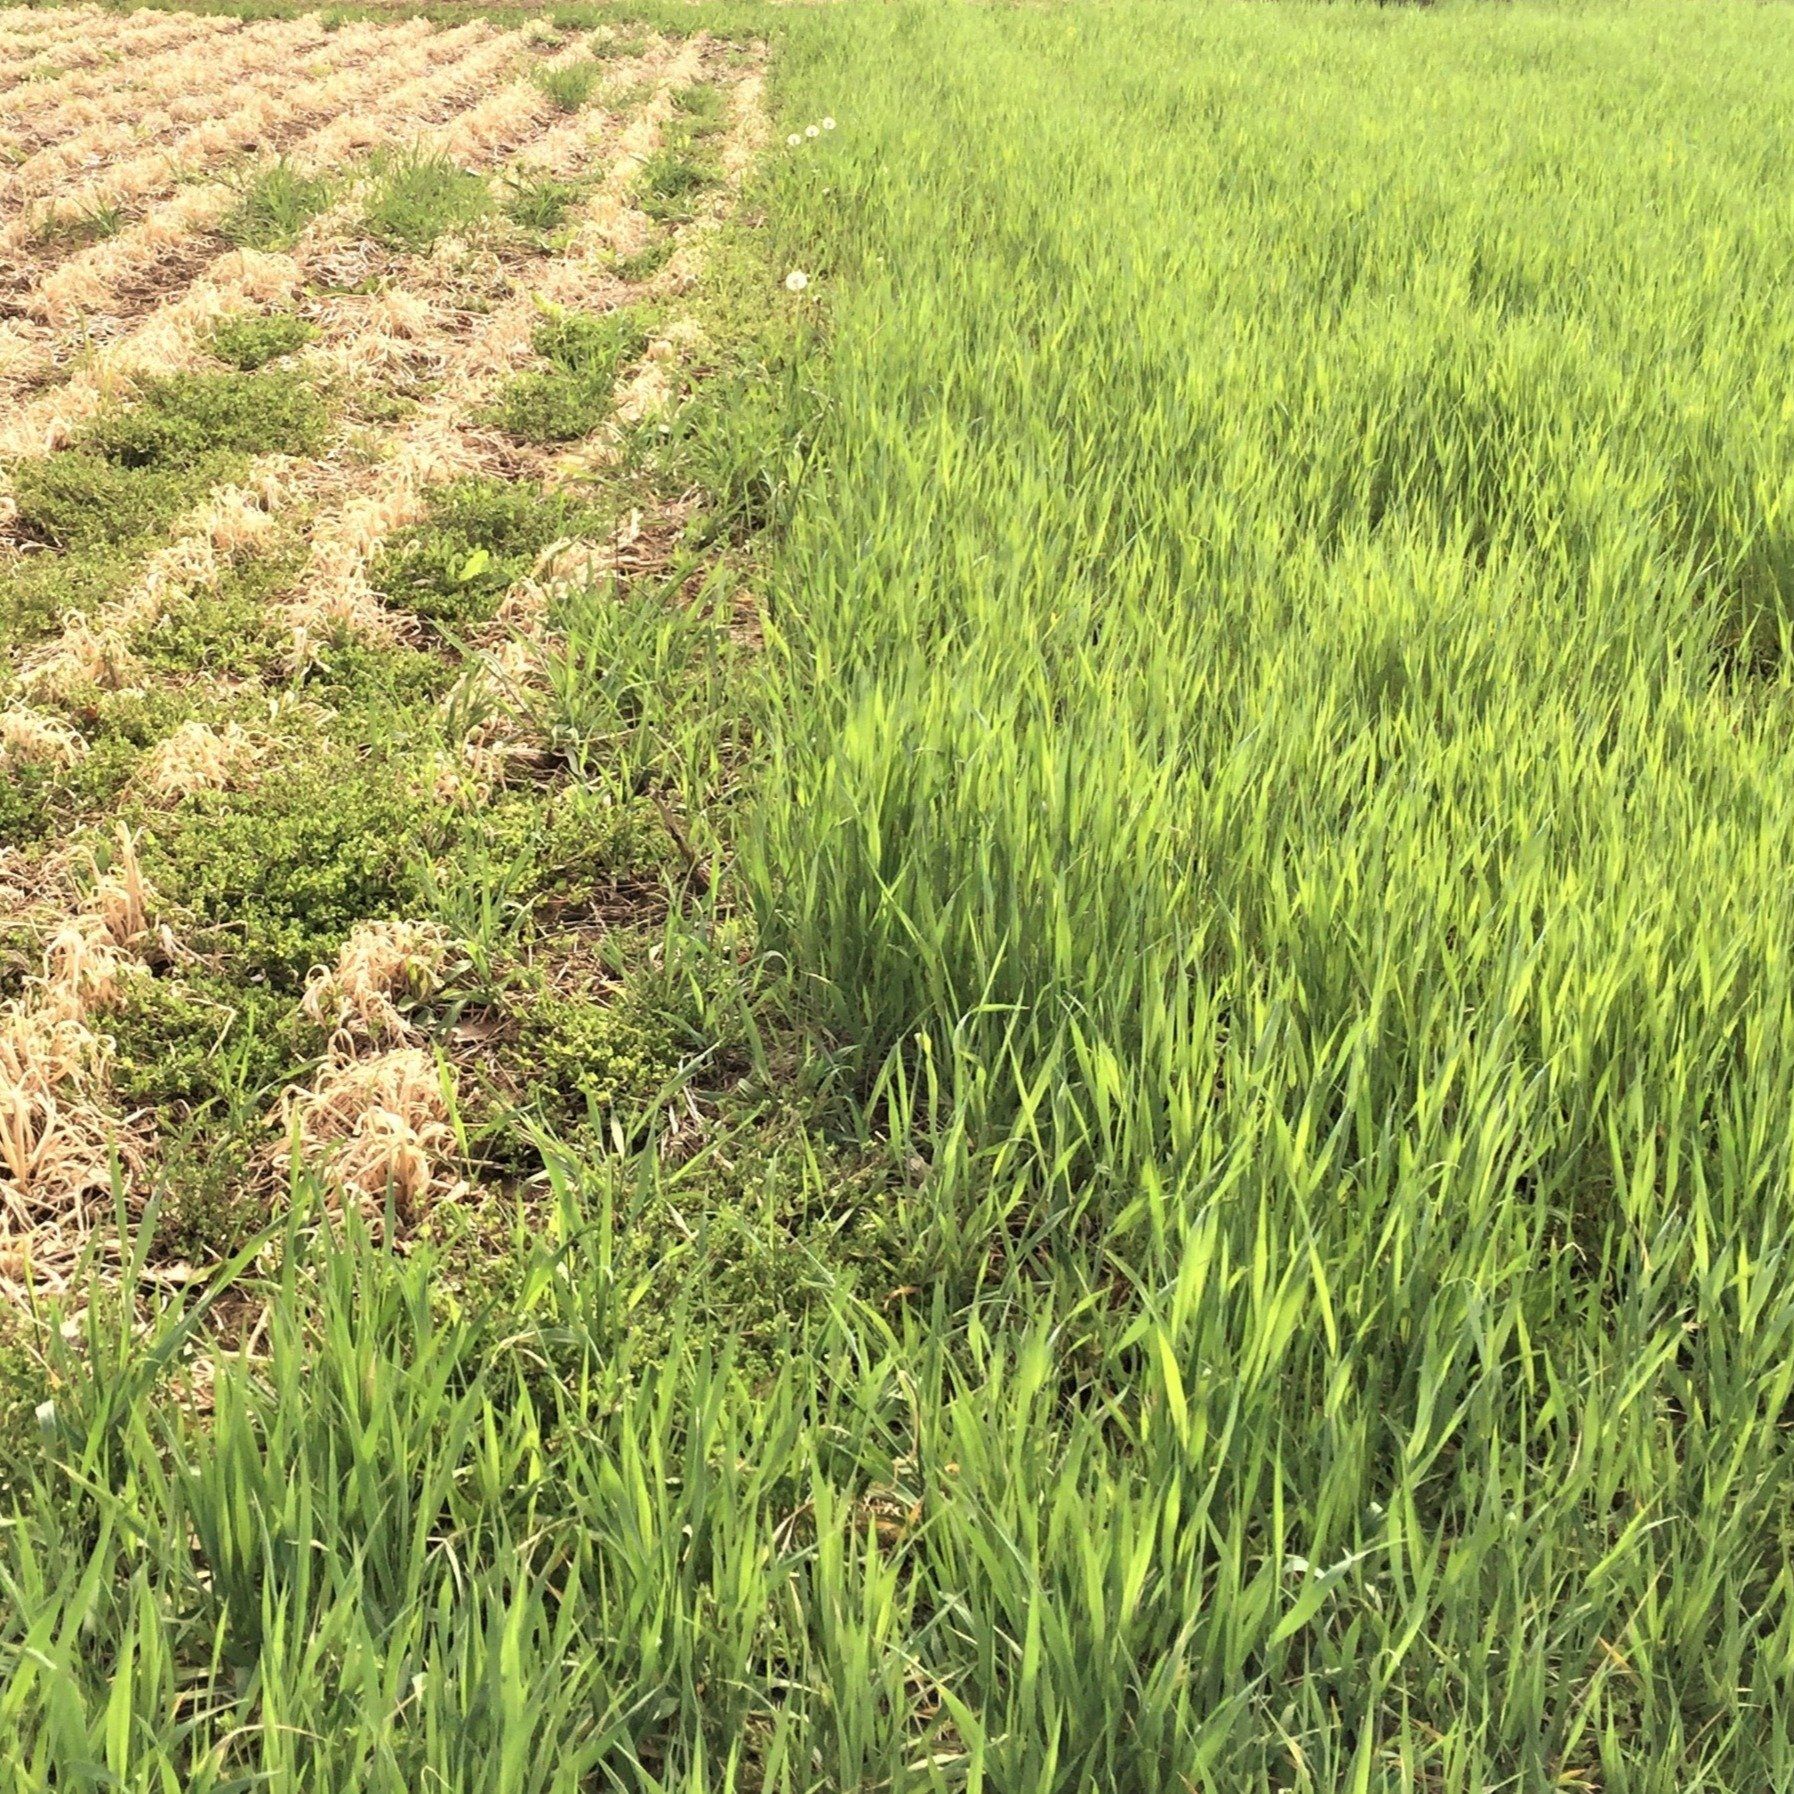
top-left (8, 453), bottom-right (202, 550)
top-left (142, 750), bottom-right (427, 986)
top-left (205, 311), bottom-right (316, 371)
top-left (34, 196), bottom-right (124, 246)
top-left (635, 147), bottom-right (716, 224)
top-left (513, 977), bottom-right (684, 1125)
top-left (79, 368), bottom-right (327, 469)
top-left (8, 368), bottom-right (326, 562)
top-left (3, 366), bottom-right (326, 649)
top-left (106, 970), bottom-right (305, 1112)
top-left (221, 159), bottom-right (335, 251)
top-left (359, 148), bottom-right (493, 249)
top-left (489, 306), bottom-right (653, 443)
top-left (452, 785), bottom-right (669, 904)
top-left (503, 172), bottom-right (586, 241)
top-left (534, 59), bottom-right (603, 113)
top-left (368, 475), bottom-right (593, 623)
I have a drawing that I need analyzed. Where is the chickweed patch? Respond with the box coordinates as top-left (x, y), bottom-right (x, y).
top-left (611, 238), bottom-right (676, 283)
top-left (106, 968), bottom-right (307, 1113)
top-left (671, 81), bottom-right (728, 138)
top-left (505, 970), bottom-right (685, 1128)
top-left (0, 761), bottom-right (59, 848)
top-left (299, 638), bottom-right (462, 718)
top-left (126, 548), bottom-right (300, 678)
top-left (534, 574), bottom-right (736, 791)
top-left (368, 476), bottom-right (597, 623)
top-left (204, 310), bottom-right (316, 371)
top-left (489, 305), bottom-right (654, 443)
top-left (448, 785), bottom-right (671, 908)
top-left (1, 374), bottom-right (322, 664)
top-left (79, 368), bottom-right (328, 468)
top-left (142, 747), bottom-right (430, 987)
top-left (8, 452), bottom-right (211, 549)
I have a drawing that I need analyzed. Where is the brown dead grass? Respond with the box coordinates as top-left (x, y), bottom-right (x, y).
top-left (302, 919), bottom-right (451, 1048)
top-left (18, 614), bottom-right (139, 702)
top-left (138, 721), bottom-right (260, 802)
top-left (3, 18), bottom-right (352, 211)
top-left (0, 21), bottom-right (767, 1282)
top-left (0, 828), bottom-right (157, 1287)
top-left (0, 704), bottom-right (85, 768)
top-left (281, 1046), bottom-right (459, 1218)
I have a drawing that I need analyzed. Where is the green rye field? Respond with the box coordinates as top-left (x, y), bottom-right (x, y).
top-left (2, 0), bottom-right (1793, 1787)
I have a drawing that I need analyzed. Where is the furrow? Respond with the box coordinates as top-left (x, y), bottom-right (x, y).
top-left (2, 19), bottom-right (368, 210)
top-left (0, 10), bottom-right (237, 110)
top-left (0, 22), bottom-right (511, 354)
top-left (287, 39), bottom-right (711, 653)
top-left (0, 30), bottom-right (600, 460)
top-left (0, 23), bottom-right (441, 253)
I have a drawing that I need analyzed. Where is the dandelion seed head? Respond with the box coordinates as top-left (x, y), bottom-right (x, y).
top-left (805, 124), bottom-right (820, 139)
top-left (785, 270), bottom-right (809, 293)
top-left (822, 117), bottom-right (837, 130)
top-left (787, 132), bottom-right (803, 147)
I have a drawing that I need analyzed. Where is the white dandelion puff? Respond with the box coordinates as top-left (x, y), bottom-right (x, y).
top-left (785, 270), bottom-right (810, 293)
top-left (787, 132), bottom-right (803, 147)
top-left (805, 124), bottom-right (820, 139)
top-left (822, 117), bottom-right (837, 130)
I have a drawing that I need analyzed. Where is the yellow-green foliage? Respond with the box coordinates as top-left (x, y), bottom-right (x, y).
top-left (6, 5), bottom-right (1791, 1786)
top-left (514, 976), bottom-right (683, 1123)
top-left (490, 307), bottom-right (654, 443)
top-left (455, 785), bottom-right (670, 901)
top-left (205, 311), bottom-right (315, 371)
top-left (142, 748), bottom-right (427, 986)
top-left (739, 1), bottom-right (1794, 1780)
top-left (368, 477), bottom-right (596, 622)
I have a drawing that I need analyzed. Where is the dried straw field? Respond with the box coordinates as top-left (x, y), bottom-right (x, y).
top-left (1, 5), bottom-right (766, 1290)
top-left (5, 0), bottom-right (1794, 1789)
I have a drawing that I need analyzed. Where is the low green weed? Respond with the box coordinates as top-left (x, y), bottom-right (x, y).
top-left (8, 453), bottom-right (208, 549)
top-left (509, 974), bottom-right (685, 1127)
top-left (204, 310), bottom-right (315, 370)
top-left (671, 82), bottom-right (727, 138)
top-left (300, 639), bottom-right (462, 719)
top-left (126, 546), bottom-right (300, 678)
top-left (636, 147), bottom-right (717, 224)
top-left (533, 58), bottom-right (603, 113)
top-left (3, 372), bottom-right (322, 661)
top-left (612, 238), bottom-right (676, 283)
top-left (368, 476), bottom-right (595, 623)
top-left (79, 367), bottom-right (327, 468)
top-left (0, 762), bottom-right (59, 849)
top-left (34, 195), bottom-right (125, 245)
top-left (107, 968), bottom-right (306, 1112)
top-left (533, 572), bottom-right (733, 794)
top-left (142, 747), bottom-right (430, 987)
top-left (503, 173), bottom-right (586, 241)
top-left (488, 305), bottom-right (654, 443)
top-left (442, 785), bottom-right (670, 911)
